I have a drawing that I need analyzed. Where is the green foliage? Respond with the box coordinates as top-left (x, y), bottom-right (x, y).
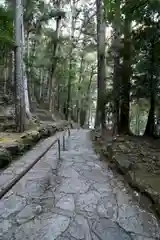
top-left (131, 1), bottom-right (160, 100)
top-left (0, 6), bottom-right (13, 57)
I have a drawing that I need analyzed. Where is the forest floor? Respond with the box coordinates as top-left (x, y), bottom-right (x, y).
top-left (92, 130), bottom-right (160, 217)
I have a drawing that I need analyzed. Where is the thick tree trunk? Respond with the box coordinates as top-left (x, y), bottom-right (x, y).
top-left (112, 57), bottom-right (120, 135)
top-left (144, 94), bottom-right (155, 136)
top-left (144, 40), bottom-right (156, 137)
top-left (22, 19), bottom-right (32, 119)
top-left (87, 67), bottom-right (94, 96)
top-left (3, 57), bottom-right (8, 95)
top-left (135, 100), bottom-right (140, 135)
top-left (83, 66), bottom-right (94, 126)
top-left (80, 108), bottom-right (86, 127)
top-left (119, 15), bottom-right (131, 134)
top-left (66, 0), bottom-right (75, 120)
top-left (48, 16), bottom-right (61, 112)
top-left (112, 0), bottom-right (121, 135)
top-left (76, 102), bottom-right (80, 123)
top-left (75, 54), bottom-right (84, 122)
top-left (95, 0), bottom-right (106, 130)
top-left (66, 58), bottom-right (72, 120)
top-left (39, 69), bottom-right (43, 101)
top-left (15, 0), bottom-right (25, 132)
top-left (57, 82), bottom-right (60, 111)
top-left (9, 51), bottom-right (15, 89)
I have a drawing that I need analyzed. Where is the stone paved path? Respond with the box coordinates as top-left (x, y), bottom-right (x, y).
top-left (0, 129), bottom-right (160, 240)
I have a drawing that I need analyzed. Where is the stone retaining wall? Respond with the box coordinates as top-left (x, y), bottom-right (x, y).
top-left (0, 121), bottom-right (69, 169)
top-left (93, 133), bottom-right (160, 217)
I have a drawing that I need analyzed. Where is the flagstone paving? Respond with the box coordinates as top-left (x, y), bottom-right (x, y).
top-left (0, 129), bottom-right (160, 240)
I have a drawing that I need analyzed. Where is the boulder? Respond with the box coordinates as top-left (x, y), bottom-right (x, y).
top-left (0, 148), bottom-right (11, 168)
top-left (115, 154), bottom-right (133, 172)
top-left (19, 131), bottom-right (41, 150)
top-left (5, 143), bottom-right (21, 156)
top-left (106, 144), bottom-right (113, 159)
top-left (127, 170), bottom-right (160, 215)
top-left (38, 128), bottom-right (49, 138)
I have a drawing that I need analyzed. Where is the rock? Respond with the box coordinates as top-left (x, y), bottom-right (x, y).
top-left (5, 143), bottom-right (20, 156)
top-left (69, 215), bottom-right (91, 240)
top-left (20, 131), bottom-right (41, 149)
top-left (114, 154), bottom-right (133, 172)
top-left (97, 195), bottom-right (117, 219)
top-left (2, 123), bottom-right (16, 132)
top-left (116, 136), bottom-right (126, 142)
top-left (16, 204), bottom-right (42, 224)
top-left (0, 219), bottom-right (12, 236)
top-left (0, 195), bottom-right (26, 218)
top-left (51, 126), bottom-right (57, 134)
top-left (59, 177), bottom-right (90, 194)
top-left (15, 214), bottom-right (70, 240)
top-left (119, 144), bottom-right (130, 153)
top-left (118, 204), bottom-right (160, 238)
top-left (76, 191), bottom-right (101, 213)
top-left (38, 128), bottom-right (49, 137)
top-left (29, 131), bottom-right (41, 143)
top-left (93, 218), bottom-right (131, 240)
top-left (56, 195), bottom-right (75, 212)
top-left (20, 135), bottom-right (34, 149)
top-left (127, 170), bottom-right (160, 216)
top-left (0, 148), bottom-right (11, 168)
top-left (107, 144), bottom-right (113, 159)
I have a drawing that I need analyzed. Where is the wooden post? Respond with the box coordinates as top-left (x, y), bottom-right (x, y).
top-left (58, 139), bottom-right (61, 159)
top-left (68, 128), bottom-right (70, 137)
top-left (63, 135), bottom-right (65, 151)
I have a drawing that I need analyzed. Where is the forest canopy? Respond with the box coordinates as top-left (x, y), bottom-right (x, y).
top-left (0, 0), bottom-right (159, 136)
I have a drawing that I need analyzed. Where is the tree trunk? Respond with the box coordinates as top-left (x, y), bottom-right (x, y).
top-left (3, 57), bottom-right (7, 95)
top-left (57, 82), bottom-right (60, 111)
top-left (66, 0), bottom-right (75, 120)
top-left (66, 58), bottom-right (72, 120)
top-left (145, 94), bottom-right (155, 136)
top-left (144, 40), bottom-right (156, 137)
top-left (119, 14), bottom-right (131, 134)
top-left (95, 0), bottom-right (106, 130)
top-left (15, 0), bottom-right (25, 132)
top-left (87, 66), bottom-right (94, 96)
top-left (39, 69), bottom-right (43, 101)
top-left (25, 30), bottom-right (32, 108)
top-left (9, 51), bottom-right (15, 88)
top-left (112, 0), bottom-right (121, 135)
top-left (22, 19), bottom-right (32, 119)
top-left (80, 108), bottom-right (86, 127)
top-left (135, 101), bottom-right (140, 135)
top-left (48, 16), bottom-right (61, 112)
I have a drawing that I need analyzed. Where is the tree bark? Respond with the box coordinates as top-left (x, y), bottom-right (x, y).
top-left (112, 0), bottom-right (121, 135)
top-left (48, 16), bottom-right (61, 111)
top-left (15, 0), bottom-right (25, 132)
top-left (66, 0), bottom-right (75, 120)
top-left (145, 93), bottom-right (155, 136)
top-left (119, 14), bottom-right (131, 134)
top-left (144, 40), bottom-right (156, 137)
top-left (112, 57), bottom-right (120, 135)
top-left (22, 17), bottom-right (32, 119)
top-left (79, 67), bottom-right (94, 127)
top-left (66, 56), bottom-right (72, 119)
top-left (80, 108), bottom-right (86, 127)
top-left (95, 0), bottom-right (106, 130)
